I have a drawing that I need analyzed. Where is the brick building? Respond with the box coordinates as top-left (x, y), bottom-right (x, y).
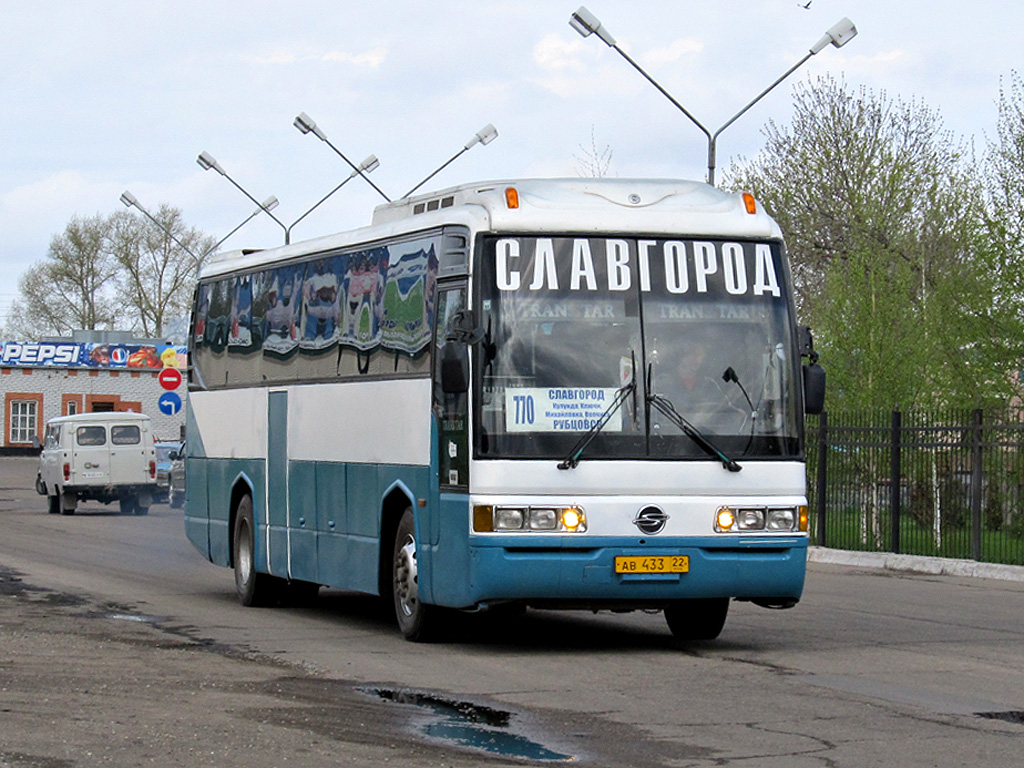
top-left (1, 331), bottom-right (187, 453)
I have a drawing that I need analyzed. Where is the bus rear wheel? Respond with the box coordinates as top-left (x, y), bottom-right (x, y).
top-left (233, 493), bottom-right (280, 607)
top-left (664, 598), bottom-right (729, 641)
top-left (392, 508), bottom-right (441, 642)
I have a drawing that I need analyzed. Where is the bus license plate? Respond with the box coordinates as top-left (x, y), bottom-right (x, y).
top-left (614, 555), bottom-right (689, 574)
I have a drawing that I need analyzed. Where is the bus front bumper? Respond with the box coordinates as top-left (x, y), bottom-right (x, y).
top-left (432, 535), bottom-right (808, 610)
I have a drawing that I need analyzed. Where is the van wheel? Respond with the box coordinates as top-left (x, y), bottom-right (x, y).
top-left (134, 502), bottom-right (150, 516)
top-left (233, 493), bottom-right (280, 606)
top-left (664, 598), bottom-right (729, 641)
top-left (119, 496), bottom-right (138, 515)
top-left (35, 473), bottom-right (47, 496)
top-left (169, 486), bottom-right (183, 509)
top-left (47, 492), bottom-right (60, 515)
top-left (392, 508), bottom-right (441, 641)
top-left (60, 491), bottom-right (77, 516)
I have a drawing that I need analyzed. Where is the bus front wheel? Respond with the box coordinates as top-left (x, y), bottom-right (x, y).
top-left (392, 508), bottom-right (441, 642)
top-left (664, 598), bottom-right (729, 641)
top-left (233, 493), bottom-right (279, 607)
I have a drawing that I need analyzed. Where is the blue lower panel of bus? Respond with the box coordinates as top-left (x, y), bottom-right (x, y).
top-left (184, 455), bottom-right (430, 596)
top-left (429, 538), bottom-right (807, 608)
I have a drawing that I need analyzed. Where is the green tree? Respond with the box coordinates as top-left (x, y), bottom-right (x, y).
top-left (979, 70), bottom-right (1024, 379)
top-left (109, 207), bottom-right (215, 338)
top-left (7, 214), bottom-right (119, 338)
top-left (6, 207), bottom-right (214, 342)
top-left (727, 75), bottom-right (1010, 409)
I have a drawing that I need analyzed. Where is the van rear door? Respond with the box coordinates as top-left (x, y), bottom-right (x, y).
top-left (72, 424), bottom-right (110, 486)
top-left (108, 423), bottom-right (147, 485)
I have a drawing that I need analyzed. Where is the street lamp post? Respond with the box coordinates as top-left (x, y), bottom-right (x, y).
top-left (401, 124), bottom-right (498, 199)
top-left (569, 6), bottom-right (857, 186)
top-left (294, 112), bottom-right (392, 203)
top-left (119, 190), bottom-right (202, 261)
top-left (285, 155), bottom-right (380, 243)
top-left (208, 196), bottom-right (280, 254)
top-left (196, 151), bottom-right (291, 241)
top-left (121, 190), bottom-right (279, 258)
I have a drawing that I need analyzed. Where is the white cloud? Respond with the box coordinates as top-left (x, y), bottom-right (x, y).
top-left (641, 38), bottom-right (703, 68)
top-left (244, 45), bottom-right (388, 67)
top-left (533, 33), bottom-right (587, 73)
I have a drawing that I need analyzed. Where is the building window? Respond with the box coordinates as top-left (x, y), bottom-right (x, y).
top-left (67, 400), bottom-right (78, 415)
top-left (10, 400), bottom-right (38, 444)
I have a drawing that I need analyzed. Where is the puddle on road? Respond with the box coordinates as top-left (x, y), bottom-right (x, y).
top-left (106, 613), bottom-right (154, 623)
top-left (363, 687), bottom-right (574, 762)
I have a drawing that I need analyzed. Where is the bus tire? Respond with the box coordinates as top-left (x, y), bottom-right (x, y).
top-left (392, 507), bottom-right (441, 642)
top-left (233, 493), bottom-right (279, 607)
top-left (664, 598), bottom-right (729, 641)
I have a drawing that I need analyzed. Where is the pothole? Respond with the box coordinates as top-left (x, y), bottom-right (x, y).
top-left (363, 687), bottom-right (574, 762)
top-left (976, 710), bottom-right (1024, 725)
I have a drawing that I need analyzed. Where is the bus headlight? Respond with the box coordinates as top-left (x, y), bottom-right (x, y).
top-left (474, 505), bottom-right (587, 533)
top-left (715, 506), bottom-right (803, 533)
top-left (494, 507), bottom-right (526, 530)
top-left (766, 508), bottom-right (795, 530)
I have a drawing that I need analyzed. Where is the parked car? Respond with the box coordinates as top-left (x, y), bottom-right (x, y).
top-left (154, 441), bottom-right (179, 502)
top-left (168, 441), bottom-right (186, 509)
top-left (36, 412), bottom-right (157, 515)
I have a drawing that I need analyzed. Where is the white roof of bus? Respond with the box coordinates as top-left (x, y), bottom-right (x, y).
top-left (200, 178), bottom-right (782, 279)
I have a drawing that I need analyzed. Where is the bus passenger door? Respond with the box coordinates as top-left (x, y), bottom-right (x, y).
top-left (267, 391), bottom-right (290, 577)
top-left (431, 284), bottom-right (470, 543)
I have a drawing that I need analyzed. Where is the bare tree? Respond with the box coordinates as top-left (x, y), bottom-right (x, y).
top-left (574, 126), bottom-right (614, 178)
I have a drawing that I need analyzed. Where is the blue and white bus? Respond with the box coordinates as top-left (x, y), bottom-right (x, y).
top-left (184, 178), bottom-right (824, 641)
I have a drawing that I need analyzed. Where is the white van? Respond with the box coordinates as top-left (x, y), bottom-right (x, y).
top-left (36, 412), bottom-right (158, 515)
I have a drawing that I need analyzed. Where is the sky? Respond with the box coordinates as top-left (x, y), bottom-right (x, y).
top-left (2, 0), bottom-right (1021, 327)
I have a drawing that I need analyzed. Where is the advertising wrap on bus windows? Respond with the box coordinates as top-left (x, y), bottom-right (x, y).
top-left (193, 236), bottom-right (440, 385)
top-left (0, 341), bottom-right (187, 369)
top-left (478, 235), bottom-right (802, 460)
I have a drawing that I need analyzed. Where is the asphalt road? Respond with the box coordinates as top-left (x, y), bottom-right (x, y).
top-left (1, 455), bottom-right (1023, 767)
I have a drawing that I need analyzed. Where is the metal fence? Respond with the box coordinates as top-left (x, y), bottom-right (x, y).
top-left (806, 409), bottom-right (1024, 566)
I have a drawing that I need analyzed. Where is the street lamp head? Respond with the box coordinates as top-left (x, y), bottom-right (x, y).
top-left (119, 191), bottom-right (139, 208)
top-left (359, 154), bottom-right (381, 174)
top-left (810, 17), bottom-right (858, 54)
top-left (569, 6), bottom-right (616, 46)
top-left (464, 124), bottom-right (498, 150)
top-left (294, 112), bottom-right (327, 141)
top-left (260, 196), bottom-right (280, 213)
top-left (197, 151), bottom-right (224, 175)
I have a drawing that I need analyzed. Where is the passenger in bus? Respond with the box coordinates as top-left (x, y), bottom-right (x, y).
top-left (663, 330), bottom-right (749, 430)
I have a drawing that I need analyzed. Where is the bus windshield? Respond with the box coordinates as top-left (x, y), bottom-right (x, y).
top-left (477, 235), bottom-right (802, 461)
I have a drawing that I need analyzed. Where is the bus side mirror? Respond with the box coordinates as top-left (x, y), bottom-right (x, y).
top-left (803, 363), bottom-right (826, 415)
top-left (440, 343), bottom-right (470, 394)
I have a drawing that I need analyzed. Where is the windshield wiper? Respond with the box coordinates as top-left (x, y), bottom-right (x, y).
top-left (647, 392), bottom-right (742, 472)
top-left (558, 370), bottom-right (637, 470)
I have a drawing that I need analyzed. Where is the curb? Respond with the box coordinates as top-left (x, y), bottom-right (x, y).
top-left (808, 546), bottom-right (1024, 583)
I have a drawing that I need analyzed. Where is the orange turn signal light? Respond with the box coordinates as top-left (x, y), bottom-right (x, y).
top-left (505, 187), bottom-right (520, 209)
top-left (742, 192), bottom-right (757, 215)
